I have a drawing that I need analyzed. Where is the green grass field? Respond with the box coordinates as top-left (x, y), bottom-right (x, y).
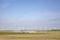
top-left (0, 30), bottom-right (60, 40)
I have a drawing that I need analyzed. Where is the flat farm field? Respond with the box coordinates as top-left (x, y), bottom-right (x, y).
top-left (0, 30), bottom-right (60, 40)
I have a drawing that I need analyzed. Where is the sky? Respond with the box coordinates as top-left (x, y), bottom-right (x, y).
top-left (0, 0), bottom-right (60, 30)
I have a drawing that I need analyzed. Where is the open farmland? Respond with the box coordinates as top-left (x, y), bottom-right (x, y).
top-left (0, 30), bottom-right (60, 40)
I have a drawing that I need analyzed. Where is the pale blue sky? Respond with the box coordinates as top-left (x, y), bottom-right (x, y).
top-left (0, 0), bottom-right (60, 30)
